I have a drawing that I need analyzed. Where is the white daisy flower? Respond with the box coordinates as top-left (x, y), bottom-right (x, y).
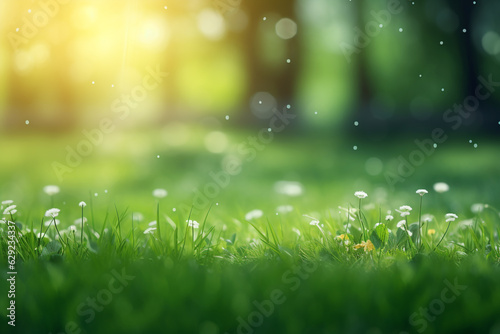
top-left (245, 209), bottom-right (263, 220)
top-left (152, 188), bottom-right (168, 198)
top-left (416, 189), bottom-right (428, 196)
top-left (45, 208), bottom-right (60, 218)
top-left (43, 185), bottom-right (60, 196)
top-left (354, 191), bottom-right (368, 199)
top-left (433, 182), bottom-right (449, 193)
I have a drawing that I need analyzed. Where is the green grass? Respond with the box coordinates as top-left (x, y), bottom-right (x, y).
top-left (1, 130), bottom-right (500, 334)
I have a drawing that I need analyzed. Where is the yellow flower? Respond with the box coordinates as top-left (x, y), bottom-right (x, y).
top-left (336, 234), bottom-right (349, 241)
top-left (427, 229), bottom-right (436, 236)
top-left (354, 240), bottom-right (375, 252)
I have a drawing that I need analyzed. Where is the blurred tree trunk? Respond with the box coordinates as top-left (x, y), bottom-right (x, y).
top-left (240, 0), bottom-right (299, 118)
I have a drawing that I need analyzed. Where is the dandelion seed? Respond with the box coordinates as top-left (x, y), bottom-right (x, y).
top-left (245, 209), bottom-right (263, 220)
top-left (354, 191), bottom-right (368, 199)
top-left (153, 188), bottom-right (168, 198)
top-left (45, 208), bottom-right (60, 218)
top-left (43, 185), bottom-right (60, 196)
top-left (79, 201), bottom-right (86, 208)
top-left (187, 220), bottom-right (199, 228)
top-left (416, 189), bottom-right (428, 196)
top-left (433, 182), bottom-right (449, 193)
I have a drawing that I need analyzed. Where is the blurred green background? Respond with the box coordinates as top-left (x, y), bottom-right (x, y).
top-left (0, 0), bottom-right (499, 215)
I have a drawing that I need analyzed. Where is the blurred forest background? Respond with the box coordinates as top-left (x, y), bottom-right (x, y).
top-left (0, 0), bottom-right (499, 135)
top-left (0, 0), bottom-right (499, 213)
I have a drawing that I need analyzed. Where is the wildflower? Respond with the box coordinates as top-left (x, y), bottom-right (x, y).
top-left (45, 208), bottom-right (60, 218)
top-left (354, 191), bottom-right (368, 199)
top-left (276, 205), bottom-right (293, 214)
top-left (335, 234), bottom-right (349, 241)
top-left (148, 221), bottom-right (157, 226)
top-left (385, 215), bottom-right (394, 221)
top-left (2, 200), bottom-right (14, 205)
top-left (245, 209), bottom-right (263, 220)
top-left (354, 240), bottom-right (375, 252)
top-left (144, 227), bottom-right (157, 234)
top-left (3, 205), bottom-right (17, 215)
top-left (43, 185), bottom-right (60, 196)
top-left (433, 182), bottom-right (449, 193)
top-left (187, 220), bottom-right (199, 228)
top-left (416, 189), bottom-right (428, 196)
top-left (152, 189), bottom-right (168, 198)
top-left (428, 229), bottom-right (436, 236)
top-left (399, 205), bottom-right (413, 212)
top-left (68, 225), bottom-right (77, 232)
top-left (397, 220), bottom-right (406, 229)
top-left (79, 201), bottom-right (87, 208)
top-left (445, 213), bottom-right (458, 222)
top-left (422, 214), bottom-right (434, 223)
top-left (274, 181), bottom-right (303, 196)
top-left (471, 203), bottom-right (484, 214)
top-left (309, 220), bottom-right (320, 226)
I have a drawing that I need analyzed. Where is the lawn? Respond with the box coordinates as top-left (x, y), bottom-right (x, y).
top-left (1, 129), bottom-right (500, 334)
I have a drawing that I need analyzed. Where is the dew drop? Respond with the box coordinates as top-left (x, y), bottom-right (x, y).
top-left (433, 143), bottom-right (437, 148)
top-left (287, 104), bottom-right (291, 109)
top-left (473, 143), bottom-right (478, 148)
top-left (286, 58), bottom-right (291, 63)
top-left (268, 128), bottom-right (272, 132)
top-left (263, 17), bottom-right (267, 21)
top-left (353, 145), bottom-right (358, 151)
top-left (379, 24), bottom-right (383, 28)
top-left (354, 121), bottom-right (359, 126)
top-left (157, 155), bottom-right (160, 158)
top-left (440, 41), bottom-right (444, 45)
top-left (399, 28), bottom-right (403, 32)
top-left (173, 208), bottom-right (176, 212)
top-left (225, 115), bottom-right (230, 120)
top-left (25, 120), bottom-right (29, 125)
